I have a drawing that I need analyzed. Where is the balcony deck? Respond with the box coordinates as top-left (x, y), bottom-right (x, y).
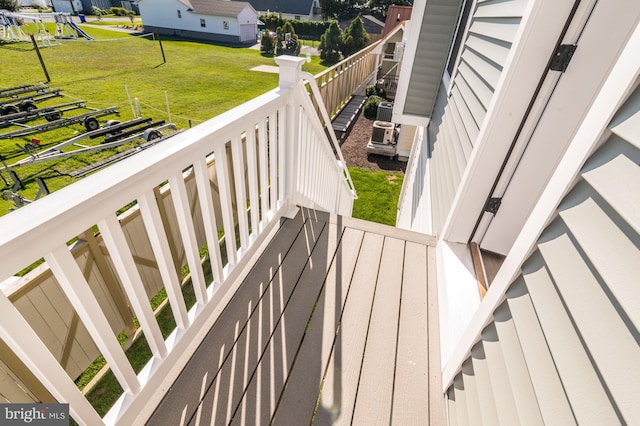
top-left (147, 207), bottom-right (444, 425)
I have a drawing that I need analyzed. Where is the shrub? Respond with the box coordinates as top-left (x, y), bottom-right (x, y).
top-left (0, 0), bottom-right (18, 12)
top-left (260, 31), bottom-right (275, 55)
top-left (366, 84), bottom-right (386, 98)
top-left (111, 7), bottom-right (129, 16)
top-left (363, 95), bottom-right (383, 119)
top-left (275, 21), bottom-right (300, 56)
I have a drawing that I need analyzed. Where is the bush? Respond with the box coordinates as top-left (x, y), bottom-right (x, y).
top-left (0, 0), bottom-right (18, 12)
top-left (363, 95), bottom-right (383, 119)
top-left (342, 16), bottom-right (369, 57)
top-left (366, 84), bottom-right (385, 98)
top-left (260, 31), bottom-right (275, 55)
top-left (275, 21), bottom-right (300, 56)
top-left (111, 7), bottom-right (129, 16)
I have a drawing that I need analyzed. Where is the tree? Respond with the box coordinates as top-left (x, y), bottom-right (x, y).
top-left (319, 0), bottom-right (341, 20)
top-left (369, 0), bottom-right (414, 21)
top-left (319, 21), bottom-right (343, 64)
top-left (261, 31), bottom-right (275, 55)
top-left (275, 21), bottom-right (300, 56)
top-left (341, 16), bottom-right (369, 57)
top-left (0, 0), bottom-right (18, 12)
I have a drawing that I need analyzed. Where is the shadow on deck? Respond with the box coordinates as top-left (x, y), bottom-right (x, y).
top-left (148, 208), bottom-right (444, 425)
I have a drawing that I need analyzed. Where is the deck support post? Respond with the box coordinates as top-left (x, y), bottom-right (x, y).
top-left (276, 56), bottom-right (306, 218)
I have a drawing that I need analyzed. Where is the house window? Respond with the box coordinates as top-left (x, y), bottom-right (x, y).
top-left (200, 19), bottom-right (206, 28)
top-left (294, 15), bottom-right (301, 20)
top-left (177, 10), bottom-right (181, 18)
top-left (223, 21), bottom-right (229, 30)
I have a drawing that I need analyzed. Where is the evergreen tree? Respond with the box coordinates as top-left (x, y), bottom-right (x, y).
top-left (275, 21), bottom-right (300, 56)
top-left (260, 31), bottom-right (275, 55)
top-left (341, 16), bottom-right (369, 57)
top-left (319, 21), bottom-right (343, 64)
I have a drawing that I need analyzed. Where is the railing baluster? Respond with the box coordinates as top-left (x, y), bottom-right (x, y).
top-left (45, 244), bottom-right (140, 395)
top-left (138, 191), bottom-right (190, 330)
top-left (278, 107), bottom-right (287, 210)
top-left (215, 142), bottom-right (238, 267)
top-left (231, 134), bottom-right (250, 250)
top-left (0, 293), bottom-right (104, 425)
top-left (258, 117), bottom-right (269, 224)
top-left (245, 124), bottom-right (261, 239)
top-left (168, 173), bottom-right (208, 305)
top-left (268, 112), bottom-right (278, 214)
top-left (99, 214), bottom-right (168, 359)
top-left (192, 158), bottom-right (225, 285)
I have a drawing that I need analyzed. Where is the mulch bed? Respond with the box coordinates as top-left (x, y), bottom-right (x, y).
top-left (337, 110), bottom-right (406, 174)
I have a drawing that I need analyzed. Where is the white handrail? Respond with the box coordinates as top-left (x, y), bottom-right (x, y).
top-left (300, 71), bottom-right (358, 200)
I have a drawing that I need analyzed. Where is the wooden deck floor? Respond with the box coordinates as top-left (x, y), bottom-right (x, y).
top-left (148, 208), bottom-right (444, 425)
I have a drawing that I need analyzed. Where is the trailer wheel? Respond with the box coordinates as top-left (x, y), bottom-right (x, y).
top-left (105, 120), bottom-right (121, 134)
top-left (1, 105), bottom-right (19, 116)
top-left (45, 112), bottom-right (62, 121)
top-left (84, 116), bottom-right (100, 131)
top-left (19, 101), bottom-right (37, 113)
top-left (143, 129), bottom-right (162, 141)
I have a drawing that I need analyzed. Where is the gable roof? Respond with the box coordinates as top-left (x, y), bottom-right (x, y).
top-left (234, 0), bottom-right (314, 16)
top-left (179, 0), bottom-right (256, 17)
top-left (383, 5), bottom-right (412, 36)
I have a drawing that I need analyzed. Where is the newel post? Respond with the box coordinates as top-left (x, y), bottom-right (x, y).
top-left (275, 56), bottom-right (306, 218)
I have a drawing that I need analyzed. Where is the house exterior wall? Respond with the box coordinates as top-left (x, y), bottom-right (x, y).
top-left (139, 0), bottom-right (256, 43)
top-left (428, 0), bottom-right (530, 235)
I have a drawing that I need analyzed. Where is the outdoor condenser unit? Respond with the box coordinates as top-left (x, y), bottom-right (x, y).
top-left (376, 101), bottom-right (394, 122)
top-left (371, 120), bottom-right (395, 145)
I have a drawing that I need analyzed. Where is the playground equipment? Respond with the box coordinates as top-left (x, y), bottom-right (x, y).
top-left (0, 11), bottom-right (93, 44)
top-left (0, 11), bottom-right (53, 45)
top-left (53, 13), bottom-right (93, 40)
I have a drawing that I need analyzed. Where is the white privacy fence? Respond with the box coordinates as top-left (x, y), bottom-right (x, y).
top-left (0, 56), bottom-right (355, 425)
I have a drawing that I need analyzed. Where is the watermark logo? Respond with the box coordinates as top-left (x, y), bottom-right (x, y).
top-left (0, 404), bottom-right (68, 425)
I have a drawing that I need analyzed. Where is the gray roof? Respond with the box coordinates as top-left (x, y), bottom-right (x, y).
top-left (179, 0), bottom-right (256, 17)
top-left (234, 0), bottom-right (314, 16)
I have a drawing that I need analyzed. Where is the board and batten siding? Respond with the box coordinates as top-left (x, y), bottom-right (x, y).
top-left (428, 0), bottom-right (530, 233)
top-left (445, 81), bottom-right (640, 426)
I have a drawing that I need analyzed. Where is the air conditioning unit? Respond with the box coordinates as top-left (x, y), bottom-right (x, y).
top-left (371, 120), bottom-right (395, 145)
top-left (376, 102), bottom-right (394, 122)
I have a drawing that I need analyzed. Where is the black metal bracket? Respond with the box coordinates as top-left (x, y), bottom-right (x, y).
top-left (549, 44), bottom-right (577, 72)
top-left (484, 197), bottom-right (502, 215)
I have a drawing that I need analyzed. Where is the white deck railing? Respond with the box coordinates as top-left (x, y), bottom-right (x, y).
top-left (0, 56), bottom-right (356, 425)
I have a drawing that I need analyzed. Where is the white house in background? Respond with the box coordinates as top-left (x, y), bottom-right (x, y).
top-left (51, 0), bottom-right (83, 14)
top-left (237, 0), bottom-right (321, 21)
top-left (138, 0), bottom-right (258, 44)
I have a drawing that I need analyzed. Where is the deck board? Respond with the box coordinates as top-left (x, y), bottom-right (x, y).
top-left (351, 237), bottom-right (405, 425)
top-left (270, 227), bottom-right (365, 425)
top-left (149, 208), bottom-right (443, 425)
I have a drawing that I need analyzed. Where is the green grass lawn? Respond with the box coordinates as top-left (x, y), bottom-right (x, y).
top-left (0, 24), bottom-right (324, 214)
top-left (349, 167), bottom-right (403, 226)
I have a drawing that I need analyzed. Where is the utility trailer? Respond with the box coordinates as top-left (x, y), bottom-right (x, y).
top-left (0, 106), bottom-right (119, 139)
top-left (0, 83), bottom-right (48, 100)
top-left (15, 120), bottom-right (177, 167)
top-left (0, 100), bottom-right (88, 127)
top-left (0, 88), bottom-right (63, 115)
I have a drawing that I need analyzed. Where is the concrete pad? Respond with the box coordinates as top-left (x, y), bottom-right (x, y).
top-left (250, 65), bottom-right (280, 74)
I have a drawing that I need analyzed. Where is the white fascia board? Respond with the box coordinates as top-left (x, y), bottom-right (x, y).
top-left (440, 0), bottom-right (580, 243)
top-left (436, 240), bottom-right (481, 370)
top-left (440, 18), bottom-right (640, 390)
top-left (392, 111), bottom-right (430, 127)
top-left (392, 0), bottom-right (425, 123)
